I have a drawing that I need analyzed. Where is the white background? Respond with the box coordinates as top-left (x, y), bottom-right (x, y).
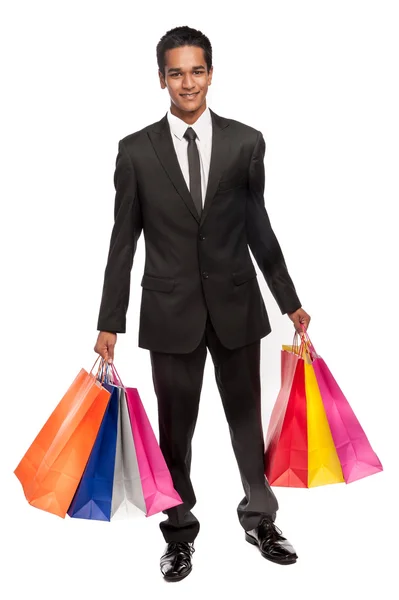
top-left (1, 1), bottom-right (398, 598)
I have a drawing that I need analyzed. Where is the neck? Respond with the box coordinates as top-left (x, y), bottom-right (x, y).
top-left (170, 101), bottom-right (207, 125)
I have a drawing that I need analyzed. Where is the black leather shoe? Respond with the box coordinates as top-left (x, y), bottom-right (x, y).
top-left (245, 517), bottom-right (298, 565)
top-left (160, 541), bottom-right (195, 582)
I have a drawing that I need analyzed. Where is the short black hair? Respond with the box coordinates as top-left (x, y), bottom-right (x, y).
top-left (156, 26), bottom-right (213, 77)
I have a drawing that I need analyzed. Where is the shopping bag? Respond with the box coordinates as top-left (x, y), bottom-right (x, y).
top-left (264, 349), bottom-right (308, 487)
top-left (67, 381), bottom-right (119, 521)
top-left (282, 343), bottom-right (344, 487)
top-left (304, 358), bottom-right (345, 487)
top-left (109, 365), bottom-right (183, 516)
top-left (301, 327), bottom-right (383, 483)
top-left (14, 357), bottom-right (111, 517)
top-left (110, 385), bottom-right (147, 519)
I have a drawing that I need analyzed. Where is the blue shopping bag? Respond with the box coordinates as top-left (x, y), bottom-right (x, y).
top-left (67, 381), bottom-right (119, 521)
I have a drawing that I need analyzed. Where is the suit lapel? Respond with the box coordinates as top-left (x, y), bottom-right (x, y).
top-left (201, 109), bottom-right (231, 226)
top-left (147, 107), bottom-right (231, 226)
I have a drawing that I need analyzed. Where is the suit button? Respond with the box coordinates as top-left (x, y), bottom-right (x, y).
top-left (202, 271), bottom-right (209, 279)
top-left (199, 234), bottom-right (206, 241)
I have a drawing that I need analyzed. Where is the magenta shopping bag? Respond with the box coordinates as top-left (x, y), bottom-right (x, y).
top-left (109, 365), bottom-right (183, 516)
top-left (300, 326), bottom-right (383, 483)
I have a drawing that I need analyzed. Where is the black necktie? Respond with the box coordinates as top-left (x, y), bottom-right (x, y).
top-left (183, 127), bottom-right (202, 217)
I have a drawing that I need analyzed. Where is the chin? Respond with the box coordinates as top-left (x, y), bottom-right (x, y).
top-left (187, 103), bottom-right (201, 112)
top-left (189, 101), bottom-right (204, 112)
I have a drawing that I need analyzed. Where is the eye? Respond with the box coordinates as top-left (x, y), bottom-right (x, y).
top-left (170, 71), bottom-right (204, 77)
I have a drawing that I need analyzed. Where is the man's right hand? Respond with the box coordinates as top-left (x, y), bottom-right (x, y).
top-left (94, 331), bottom-right (117, 363)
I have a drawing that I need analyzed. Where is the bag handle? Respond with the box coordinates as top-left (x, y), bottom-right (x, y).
top-left (109, 363), bottom-right (125, 388)
top-left (97, 360), bottom-right (113, 384)
top-left (90, 355), bottom-right (109, 385)
top-left (291, 330), bottom-right (302, 355)
top-left (300, 323), bottom-right (317, 355)
top-left (290, 326), bottom-right (317, 361)
top-left (90, 356), bottom-right (125, 390)
top-left (296, 324), bottom-right (318, 359)
top-left (90, 355), bottom-right (102, 374)
top-left (291, 330), bottom-right (308, 357)
top-left (97, 360), bottom-right (125, 389)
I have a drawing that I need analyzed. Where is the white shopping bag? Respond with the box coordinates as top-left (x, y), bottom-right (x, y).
top-left (111, 387), bottom-right (147, 518)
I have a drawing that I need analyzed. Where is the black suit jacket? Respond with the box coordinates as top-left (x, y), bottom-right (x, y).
top-left (97, 108), bottom-right (301, 353)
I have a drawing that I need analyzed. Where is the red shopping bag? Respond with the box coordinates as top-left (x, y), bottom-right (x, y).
top-left (265, 349), bottom-right (308, 487)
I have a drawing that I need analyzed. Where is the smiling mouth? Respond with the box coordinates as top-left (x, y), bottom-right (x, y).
top-left (180, 92), bottom-right (199, 98)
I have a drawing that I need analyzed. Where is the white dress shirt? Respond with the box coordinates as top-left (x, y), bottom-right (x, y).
top-left (167, 106), bottom-right (213, 207)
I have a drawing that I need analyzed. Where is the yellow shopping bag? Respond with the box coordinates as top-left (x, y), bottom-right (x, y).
top-left (282, 344), bottom-right (344, 487)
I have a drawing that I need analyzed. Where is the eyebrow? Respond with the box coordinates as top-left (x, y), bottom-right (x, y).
top-left (167, 65), bottom-right (206, 73)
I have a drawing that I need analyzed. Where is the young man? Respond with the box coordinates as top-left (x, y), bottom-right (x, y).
top-left (94, 26), bottom-right (311, 582)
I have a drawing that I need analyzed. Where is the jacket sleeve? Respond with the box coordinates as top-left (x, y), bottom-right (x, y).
top-left (246, 130), bottom-right (302, 315)
top-left (97, 140), bottom-right (143, 333)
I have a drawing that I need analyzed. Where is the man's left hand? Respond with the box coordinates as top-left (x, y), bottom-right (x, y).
top-left (287, 307), bottom-right (311, 334)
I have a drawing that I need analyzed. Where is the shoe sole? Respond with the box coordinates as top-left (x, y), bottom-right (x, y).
top-left (245, 532), bottom-right (298, 565)
top-left (162, 565), bottom-right (193, 582)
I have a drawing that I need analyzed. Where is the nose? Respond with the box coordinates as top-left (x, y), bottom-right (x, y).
top-left (182, 74), bottom-right (195, 90)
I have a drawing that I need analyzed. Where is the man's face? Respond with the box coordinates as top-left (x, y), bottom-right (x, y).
top-left (159, 45), bottom-right (213, 114)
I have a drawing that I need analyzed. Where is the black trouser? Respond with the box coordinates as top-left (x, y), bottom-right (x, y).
top-left (149, 312), bottom-right (278, 543)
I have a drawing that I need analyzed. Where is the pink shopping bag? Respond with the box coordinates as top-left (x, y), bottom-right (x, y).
top-left (300, 326), bottom-right (383, 483)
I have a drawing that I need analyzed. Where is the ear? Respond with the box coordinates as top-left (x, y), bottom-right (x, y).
top-left (208, 66), bottom-right (213, 85)
top-left (158, 69), bottom-right (166, 89)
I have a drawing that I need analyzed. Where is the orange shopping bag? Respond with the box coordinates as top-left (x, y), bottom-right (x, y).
top-left (14, 357), bottom-right (111, 518)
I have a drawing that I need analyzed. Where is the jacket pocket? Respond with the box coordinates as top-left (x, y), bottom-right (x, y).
top-left (141, 274), bottom-right (175, 292)
top-left (232, 266), bottom-right (257, 286)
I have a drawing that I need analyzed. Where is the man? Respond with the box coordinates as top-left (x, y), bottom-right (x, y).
top-left (94, 25), bottom-right (311, 582)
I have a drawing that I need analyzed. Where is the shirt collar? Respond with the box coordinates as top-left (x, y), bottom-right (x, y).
top-left (167, 106), bottom-right (211, 141)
